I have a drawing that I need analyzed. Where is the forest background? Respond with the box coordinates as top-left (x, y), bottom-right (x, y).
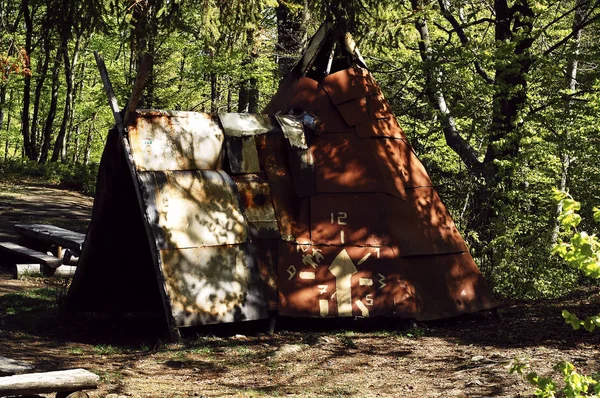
top-left (0, 0), bottom-right (599, 300)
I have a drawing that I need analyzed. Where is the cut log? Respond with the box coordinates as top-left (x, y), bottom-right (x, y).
top-left (0, 357), bottom-right (34, 376)
top-left (0, 242), bottom-right (62, 268)
top-left (0, 369), bottom-right (99, 396)
top-left (15, 264), bottom-right (77, 279)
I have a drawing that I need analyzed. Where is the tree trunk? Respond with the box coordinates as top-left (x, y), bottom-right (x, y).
top-left (83, 112), bottom-right (96, 165)
top-left (210, 72), bottom-right (218, 114)
top-left (39, 48), bottom-right (61, 164)
top-left (276, 0), bottom-right (308, 82)
top-left (3, 90), bottom-right (12, 161)
top-left (51, 33), bottom-right (80, 162)
top-left (20, 0), bottom-right (34, 160)
top-left (551, 0), bottom-right (586, 245)
top-left (30, 30), bottom-right (52, 161)
top-left (410, 0), bottom-right (482, 176)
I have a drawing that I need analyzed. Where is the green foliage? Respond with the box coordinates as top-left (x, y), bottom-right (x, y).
top-left (552, 190), bottom-right (600, 328)
top-left (0, 160), bottom-right (98, 196)
top-left (511, 358), bottom-right (600, 398)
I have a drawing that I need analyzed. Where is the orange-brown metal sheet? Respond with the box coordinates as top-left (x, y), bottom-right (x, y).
top-left (277, 243), bottom-right (396, 318)
top-left (320, 68), bottom-right (379, 105)
top-left (128, 110), bottom-right (224, 171)
top-left (232, 174), bottom-right (279, 239)
top-left (391, 253), bottom-right (498, 321)
top-left (277, 242), bottom-right (496, 320)
top-left (385, 188), bottom-right (467, 256)
top-left (308, 191), bottom-right (466, 256)
top-left (370, 138), bottom-right (433, 189)
top-left (355, 117), bottom-right (406, 140)
top-left (137, 170), bottom-right (248, 249)
top-left (310, 133), bottom-right (406, 198)
top-left (309, 194), bottom-right (391, 246)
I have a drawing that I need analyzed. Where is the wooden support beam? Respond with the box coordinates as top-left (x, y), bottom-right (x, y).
top-left (0, 368), bottom-right (99, 396)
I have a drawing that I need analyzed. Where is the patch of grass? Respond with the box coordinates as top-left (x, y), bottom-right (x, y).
top-left (339, 335), bottom-right (358, 349)
top-left (68, 347), bottom-right (85, 356)
top-left (0, 287), bottom-right (61, 315)
top-left (0, 287), bottom-right (63, 334)
top-left (401, 327), bottom-right (426, 339)
top-left (93, 344), bottom-right (121, 355)
top-left (188, 346), bottom-right (214, 355)
top-left (98, 369), bottom-right (124, 384)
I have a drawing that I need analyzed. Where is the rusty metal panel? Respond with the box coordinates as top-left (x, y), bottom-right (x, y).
top-left (255, 134), bottom-right (311, 243)
top-left (392, 253), bottom-right (498, 321)
top-left (232, 174), bottom-right (279, 239)
top-left (371, 138), bottom-right (433, 189)
top-left (274, 115), bottom-right (308, 150)
top-left (138, 170), bottom-right (248, 249)
top-left (225, 136), bottom-right (261, 174)
top-left (160, 245), bottom-right (269, 326)
top-left (274, 115), bottom-right (316, 198)
top-left (335, 97), bottom-right (369, 127)
top-left (307, 190), bottom-right (466, 255)
top-left (128, 110), bottom-right (224, 171)
top-left (253, 239), bottom-right (279, 311)
top-left (309, 194), bottom-right (391, 246)
top-left (321, 67), bottom-right (378, 105)
top-left (310, 133), bottom-right (406, 199)
top-left (367, 94), bottom-right (393, 119)
top-left (218, 113), bottom-right (277, 136)
top-left (277, 243), bottom-right (497, 320)
top-left (355, 117), bottom-right (407, 140)
top-left (277, 243), bottom-right (397, 318)
top-left (385, 188), bottom-right (467, 256)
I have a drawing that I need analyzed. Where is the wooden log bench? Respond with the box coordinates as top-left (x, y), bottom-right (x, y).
top-left (0, 242), bottom-right (62, 269)
top-left (0, 368), bottom-right (99, 397)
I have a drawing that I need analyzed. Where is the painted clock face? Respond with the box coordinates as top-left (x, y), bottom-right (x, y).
top-left (277, 242), bottom-right (399, 319)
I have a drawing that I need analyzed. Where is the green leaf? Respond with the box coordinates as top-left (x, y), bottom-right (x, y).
top-left (562, 310), bottom-right (582, 330)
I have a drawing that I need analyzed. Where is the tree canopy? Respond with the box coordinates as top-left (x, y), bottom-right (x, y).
top-left (0, 0), bottom-right (599, 298)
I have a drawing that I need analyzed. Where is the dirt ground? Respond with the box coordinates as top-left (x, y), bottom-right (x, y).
top-left (0, 180), bottom-right (599, 397)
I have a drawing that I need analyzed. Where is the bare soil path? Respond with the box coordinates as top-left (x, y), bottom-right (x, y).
top-left (0, 180), bottom-right (598, 397)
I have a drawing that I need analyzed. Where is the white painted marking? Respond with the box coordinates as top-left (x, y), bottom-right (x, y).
top-left (331, 291), bottom-right (337, 300)
top-left (374, 248), bottom-right (380, 258)
top-left (318, 285), bottom-right (328, 294)
top-left (302, 254), bottom-right (318, 268)
top-left (329, 249), bottom-right (358, 317)
top-left (461, 289), bottom-right (467, 297)
top-left (319, 300), bottom-right (329, 317)
top-left (299, 271), bottom-right (316, 280)
top-left (330, 212), bottom-right (335, 224)
top-left (359, 278), bottom-right (373, 286)
top-left (340, 230), bottom-right (345, 244)
top-left (338, 212), bottom-right (348, 225)
top-left (312, 248), bottom-right (324, 262)
top-left (365, 294), bottom-right (374, 306)
top-left (287, 265), bottom-right (297, 280)
top-left (378, 273), bottom-right (387, 289)
top-left (358, 252), bottom-right (371, 265)
top-left (355, 300), bottom-right (370, 317)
